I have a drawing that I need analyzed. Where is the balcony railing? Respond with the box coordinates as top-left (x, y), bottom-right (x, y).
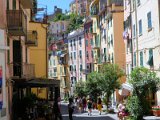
top-left (7, 10), bottom-right (27, 36)
top-left (108, 0), bottom-right (123, 6)
top-left (8, 63), bottom-right (35, 79)
top-left (26, 30), bottom-right (38, 46)
top-left (20, 0), bottom-right (33, 9)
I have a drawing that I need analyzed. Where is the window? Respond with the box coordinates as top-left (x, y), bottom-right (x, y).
top-left (70, 53), bottom-right (73, 59)
top-left (148, 49), bottom-right (153, 66)
top-left (104, 48), bottom-right (106, 55)
top-left (70, 40), bottom-right (72, 47)
top-left (74, 65), bottom-right (76, 71)
top-left (110, 34), bottom-right (113, 46)
top-left (73, 39), bottom-right (76, 46)
top-left (139, 19), bottom-right (142, 35)
top-left (90, 39), bottom-right (93, 46)
top-left (137, 0), bottom-right (141, 6)
top-left (91, 51), bottom-right (94, 58)
top-left (80, 64), bottom-right (83, 71)
top-left (133, 24), bottom-right (136, 37)
top-left (13, 0), bottom-right (16, 9)
top-left (7, 0), bottom-right (9, 10)
top-left (74, 52), bottom-right (76, 59)
top-left (86, 51), bottom-right (89, 58)
top-left (79, 37), bottom-right (81, 46)
top-left (140, 51), bottom-right (143, 66)
top-left (70, 65), bottom-right (73, 71)
top-left (147, 12), bottom-right (152, 30)
top-left (79, 50), bottom-right (82, 58)
top-left (134, 52), bottom-right (136, 66)
top-left (86, 40), bottom-right (88, 46)
top-left (53, 59), bottom-right (55, 66)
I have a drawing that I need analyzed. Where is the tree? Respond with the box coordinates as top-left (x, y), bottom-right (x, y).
top-left (127, 67), bottom-right (160, 120)
top-left (100, 63), bottom-right (124, 109)
top-left (85, 71), bottom-right (103, 102)
top-left (74, 81), bottom-right (87, 98)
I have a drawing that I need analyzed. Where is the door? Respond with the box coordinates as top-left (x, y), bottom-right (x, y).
top-left (13, 40), bottom-right (22, 77)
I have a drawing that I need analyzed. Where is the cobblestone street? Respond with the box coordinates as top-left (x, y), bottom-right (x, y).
top-left (60, 102), bottom-right (118, 120)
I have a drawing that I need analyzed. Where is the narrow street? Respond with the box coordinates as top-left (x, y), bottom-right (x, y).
top-left (60, 102), bottom-right (118, 120)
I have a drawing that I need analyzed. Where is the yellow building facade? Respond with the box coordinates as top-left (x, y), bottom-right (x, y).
top-left (28, 22), bottom-right (48, 98)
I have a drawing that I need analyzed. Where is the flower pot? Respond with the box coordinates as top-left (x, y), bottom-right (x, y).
top-left (153, 110), bottom-right (160, 117)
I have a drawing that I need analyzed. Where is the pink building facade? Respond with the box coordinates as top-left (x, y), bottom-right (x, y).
top-left (84, 18), bottom-right (94, 75)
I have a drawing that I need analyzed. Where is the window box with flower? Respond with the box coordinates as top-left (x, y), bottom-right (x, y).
top-left (152, 106), bottom-right (160, 116)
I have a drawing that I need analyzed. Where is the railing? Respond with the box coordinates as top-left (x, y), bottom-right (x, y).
top-left (26, 30), bottom-right (38, 46)
top-left (7, 10), bottom-right (27, 36)
top-left (8, 63), bottom-right (35, 79)
top-left (108, 0), bottom-right (123, 6)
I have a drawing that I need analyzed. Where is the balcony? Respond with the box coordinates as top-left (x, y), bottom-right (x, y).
top-left (7, 10), bottom-right (27, 36)
top-left (20, 0), bottom-right (33, 9)
top-left (92, 42), bottom-right (100, 49)
top-left (26, 31), bottom-right (38, 46)
top-left (8, 63), bottom-right (35, 79)
top-left (107, 0), bottom-right (123, 6)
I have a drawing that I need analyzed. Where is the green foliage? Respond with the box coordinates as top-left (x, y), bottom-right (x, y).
top-left (66, 14), bottom-right (84, 33)
top-left (126, 96), bottom-right (143, 120)
top-left (129, 67), bottom-right (159, 96)
top-left (53, 13), bottom-right (70, 22)
top-left (74, 81), bottom-right (87, 98)
top-left (86, 71), bottom-right (103, 98)
top-left (52, 13), bottom-right (84, 33)
top-left (127, 67), bottom-right (160, 119)
top-left (99, 64), bottom-right (124, 107)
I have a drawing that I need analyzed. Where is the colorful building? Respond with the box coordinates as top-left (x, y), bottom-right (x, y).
top-left (48, 20), bottom-right (70, 99)
top-left (84, 17), bottom-right (94, 75)
top-left (68, 28), bottom-right (86, 96)
top-left (130, 0), bottom-right (160, 105)
top-left (70, 0), bottom-right (92, 17)
top-left (0, 1), bottom-right (9, 118)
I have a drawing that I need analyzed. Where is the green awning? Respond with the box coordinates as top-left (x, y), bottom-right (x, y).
top-left (147, 55), bottom-right (153, 66)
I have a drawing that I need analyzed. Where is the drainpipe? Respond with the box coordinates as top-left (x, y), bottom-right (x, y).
top-left (135, 0), bottom-right (139, 67)
top-left (130, 1), bottom-right (133, 70)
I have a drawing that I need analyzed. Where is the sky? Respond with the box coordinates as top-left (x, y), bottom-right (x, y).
top-left (38, 0), bottom-right (73, 15)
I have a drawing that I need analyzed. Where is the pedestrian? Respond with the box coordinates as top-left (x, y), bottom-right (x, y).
top-left (87, 98), bottom-right (92, 116)
top-left (97, 97), bottom-right (102, 115)
top-left (53, 99), bottom-right (62, 120)
top-left (68, 98), bottom-right (74, 120)
top-left (82, 96), bottom-right (87, 112)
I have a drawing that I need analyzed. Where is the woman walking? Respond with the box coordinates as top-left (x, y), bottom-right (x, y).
top-left (97, 98), bottom-right (102, 115)
top-left (87, 98), bottom-right (92, 116)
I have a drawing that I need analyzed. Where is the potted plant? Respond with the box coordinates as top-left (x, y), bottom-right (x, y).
top-left (152, 106), bottom-right (160, 116)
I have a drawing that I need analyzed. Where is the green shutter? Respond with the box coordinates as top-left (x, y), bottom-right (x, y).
top-left (147, 49), bottom-right (153, 66)
top-left (134, 52), bottom-right (136, 66)
top-left (140, 51), bottom-right (143, 66)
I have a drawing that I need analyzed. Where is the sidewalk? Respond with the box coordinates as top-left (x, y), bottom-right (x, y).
top-left (143, 116), bottom-right (160, 120)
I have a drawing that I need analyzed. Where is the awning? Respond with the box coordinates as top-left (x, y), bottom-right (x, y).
top-left (14, 78), bottom-right (60, 88)
top-left (122, 83), bottom-right (133, 91)
top-left (147, 55), bottom-right (153, 66)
